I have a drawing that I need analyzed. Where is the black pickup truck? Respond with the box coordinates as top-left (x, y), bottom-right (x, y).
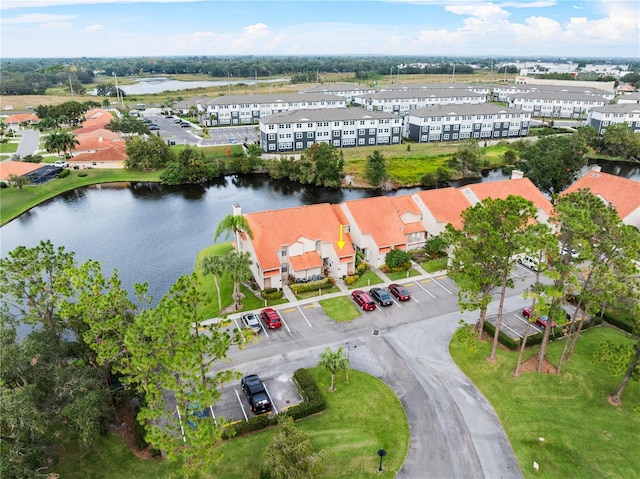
top-left (241, 374), bottom-right (272, 414)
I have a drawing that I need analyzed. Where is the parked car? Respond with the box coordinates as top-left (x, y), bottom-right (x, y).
top-left (241, 313), bottom-right (262, 334)
top-left (141, 118), bottom-right (152, 124)
top-left (561, 247), bottom-right (579, 259)
top-left (53, 160), bottom-right (68, 168)
top-left (180, 122), bottom-right (191, 128)
top-left (517, 255), bottom-right (538, 272)
top-left (173, 118), bottom-right (182, 124)
top-left (148, 124), bottom-right (160, 131)
top-left (260, 308), bottom-right (282, 329)
top-left (388, 283), bottom-right (411, 301)
top-left (351, 290), bottom-right (376, 311)
top-left (522, 308), bottom-right (557, 330)
top-left (229, 137), bottom-right (238, 144)
top-left (369, 287), bottom-right (393, 306)
top-left (241, 374), bottom-right (272, 414)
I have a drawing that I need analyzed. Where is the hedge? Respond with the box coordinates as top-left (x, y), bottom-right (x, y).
top-left (221, 368), bottom-right (326, 440)
top-left (260, 289), bottom-right (284, 300)
top-left (290, 277), bottom-right (335, 294)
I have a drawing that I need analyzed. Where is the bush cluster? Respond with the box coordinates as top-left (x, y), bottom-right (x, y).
top-left (343, 274), bottom-right (360, 286)
top-left (356, 262), bottom-right (369, 274)
top-left (221, 368), bottom-right (326, 440)
top-left (57, 169), bottom-right (71, 178)
top-left (260, 288), bottom-right (284, 300)
top-left (290, 277), bottom-right (335, 294)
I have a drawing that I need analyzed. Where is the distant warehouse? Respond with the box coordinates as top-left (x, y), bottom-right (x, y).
top-left (404, 103), bottom-right (531, 143)
top-left (259, 108), bottom-right (402, 153)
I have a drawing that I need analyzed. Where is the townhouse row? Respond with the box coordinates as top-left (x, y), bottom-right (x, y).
top-left (236, 173), bottom-right (555, 290)
top-left (235, 167), bottom-right (639, 291)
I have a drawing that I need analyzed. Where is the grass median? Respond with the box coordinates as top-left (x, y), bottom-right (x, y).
top-left (450, 325), bottom-right (640, 479)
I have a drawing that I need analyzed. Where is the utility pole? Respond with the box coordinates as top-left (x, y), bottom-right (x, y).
top-left (69, 76), bottom-right (74, 96)
top-left (452, 63), bottom-right (456, 82)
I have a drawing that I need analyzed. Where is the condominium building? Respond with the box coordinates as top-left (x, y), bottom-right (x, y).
top-left (354, 89), bottom-right (487, 115)
top-left (587, 103), bottom-right (640, 134)
top-left (193, 93), bottom-right (347, 127)
top-left (404, 103), bottom-right (531, 143)
top-left (259, 108), bottom-right (402, 153)
top-left (507, 91), bottom-right (607, 119)
top-left (493, 84), bottom-right (614, 102)
top-left (298, 82), bottom-right (376, 101)
top-left (379, 82), bottom-right (492, 97)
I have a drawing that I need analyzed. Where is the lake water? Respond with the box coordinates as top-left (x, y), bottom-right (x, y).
top-left (1, 162), bottom-right (636, 302)
top-left (93, 77), bottom-right (290, 96)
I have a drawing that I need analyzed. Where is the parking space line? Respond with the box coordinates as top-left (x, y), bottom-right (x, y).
top-left (431, 276), bottom-right (453, 295)
top-left (259, 319), bottom-right (269, 338)
top-left (208, 405), bottom-right (217, 427)
top-left (282, 308), bottom-right (296, 313)
top-left (264, 385), bottom-right (278, 415)
top-left (297, 305), bottom-right (313, 328)
top-left (514, 314), bottom-right (543, 333)
top-left (302, 304), bottom-right (317, 309)
top-left (414, 281), bottom-right (436, 299)
top-left (499, 321), bottom-right (523, 338)
top-left (235, 389), bottom-right (248, 421)
top-left (233, 318), bottom-right (246, 343)
top-left (276, 310), bottom-right (291, 333)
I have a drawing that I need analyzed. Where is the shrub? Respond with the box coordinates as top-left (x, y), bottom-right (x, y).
top-left (261, 289), bottom-right (284, 300)
top-left (57, 169), bottom-right (71, 178)
top-left (78, 172), bottom-right (88, 177)
top-left (0, 181), bottom-right (7, 188)
top-left (344, 274), bottom-right (360, 286)
top-left (386, 249), bottom-right (411, 269)
top-left (290, 278), bottom-right (335, 294)
top-left (356, 262), bottom-right (369, 274)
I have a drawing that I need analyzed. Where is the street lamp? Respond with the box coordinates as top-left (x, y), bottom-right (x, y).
top-left (345, 342), bottom-right (356, 384)
top-left (112, 72), bottom-right (123, 109)
top-left (377, 448), bottom-right (387, 473)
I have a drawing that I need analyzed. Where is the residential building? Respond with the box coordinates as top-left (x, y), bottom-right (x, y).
top-left (194, 93), bottom-right (347, 127)
top-left (507, 91), bottom-right (607, 119)
top-left (617, 92), bottom-right (640, 105)
top-left (239, 203), bottom-right (356, 290)
top-left (73, 108), bottom-right (114, 134)
top-left (493, 84), bottom-right (614, 102)
top-left (587, 103), bottom-right (640, 134)
top-left (258, 108), bottom-right (402, 153)
top-left (298, 83), bottom-right (376, 101)
top-left (563, 167), bottom-right (640, 230)
top-left (513, 76), bottom-right (616, 93)
top-left (69, 144), bottom-right (128, 169)
top-left (404, 103), bottom-right (530, 143)
top-left (354, 89), bottom-right (487, 115)
top-left (378, 82), bottom-right (492, 98)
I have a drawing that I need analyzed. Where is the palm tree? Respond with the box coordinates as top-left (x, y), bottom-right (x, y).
top-left (223, 251), bottom-right (253, 311)
top-left (201, 254), bottom-right (225, 315)
top-left (37, 117), bottom-right (59, 131)
top-left (214, 214), bottom-right (254, 248)
top-left (318, 347), bottom-right (349, 392)
top-left (45, 131), bottom-right (79, 158)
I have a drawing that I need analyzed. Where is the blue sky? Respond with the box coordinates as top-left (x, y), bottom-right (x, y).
top-left (1, 0), bottom-right (639, 58)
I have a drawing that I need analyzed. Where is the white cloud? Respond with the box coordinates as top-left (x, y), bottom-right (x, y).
top-left (85, 24), bottom-right (104, 32)
top-left (1, 0), bottom-right (201, 9)
top-left (1, 13), bottom-right (74, 24)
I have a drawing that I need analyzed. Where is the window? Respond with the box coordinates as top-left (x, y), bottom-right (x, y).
top-left (368, 137), bottom-right (375, 144)
top-left (369, 128), bottom-right (376, 135)
top-left (333, 130), bottom-right (340, 137)
top-left (333, 140), bottom-right (341, 147)
top-left (307, 132), bottom-right (314, 138)
top-left (296, 142), bottom-right (303, 149)
top-left (296, 132), bottom-right (303, 139)
top-left (358, 138), bottom-right (365, 145)
top-left (268, 134), bottom-right (275, 140)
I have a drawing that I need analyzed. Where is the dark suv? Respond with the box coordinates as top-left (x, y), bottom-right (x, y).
top-left (241, 374), bottom-right (272, 414)
top-left (369, 287), bottom-right (393, 306)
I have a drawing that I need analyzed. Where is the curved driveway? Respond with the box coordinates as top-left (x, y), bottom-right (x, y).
top-left (218, 278), bottom-right (529, 478)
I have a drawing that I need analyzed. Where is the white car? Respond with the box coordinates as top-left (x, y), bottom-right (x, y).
top-left (53, 160), bottom-right (68, 168)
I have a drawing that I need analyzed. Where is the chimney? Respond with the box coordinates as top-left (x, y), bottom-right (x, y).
top-left (592, 165), bottom-right (602, 172)
top-left (511, 169), bottom-right (524, 180)
top-left (99, 134), bottom-right (103, 142)
top-left (232, 204), bottom-right (241, 217)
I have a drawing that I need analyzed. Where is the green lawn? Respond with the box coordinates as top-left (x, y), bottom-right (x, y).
top-left (319, 296), bottom-right (361, 322)
top-left (0, 169), bottom-right (162, 225)
top-left (450, 325), bottom-right (640, 479)
top-left (348, 270), bottom-right (384, 289)
top-left (295, 285), bottom-right (341, 300)
top-left (386, 268), bottom-right (422, 281)
top-left (422, 257), bottom-right (448, 273)
top-left (54, 368), bottom-right (409, 479)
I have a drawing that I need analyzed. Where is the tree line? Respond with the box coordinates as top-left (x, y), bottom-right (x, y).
top-left (3, 56), bottom-right (636, 95)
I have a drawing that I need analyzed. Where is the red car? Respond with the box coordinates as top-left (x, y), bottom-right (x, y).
top-left (388, 283), bottom-right (411, 301)
top-left (260, 308), bottom-right (282, 329)
top-left (522, 308), bottom-right (557, 330)
top-left (351, 290), bottom-right (376, 311)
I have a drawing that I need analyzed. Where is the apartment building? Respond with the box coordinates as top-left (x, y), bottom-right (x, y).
top-left (404, 103), bottom-right (531, 143)
top-left (378, 82), bottom-right (492, 98)
top-left (193, 93), bottom-right (347, 127)
top-left (587, 103), bottom-right (640, 134)
top-left (259, 108), bottom-right (402, 153)
top-left (354, 89), bottom-right (487, 115)
top-left (493, 84), bottom-right (614, 102)
top-left (507, 91), bottom-right (607, 119)
top-left (298, 82), bottom-right (376, 101)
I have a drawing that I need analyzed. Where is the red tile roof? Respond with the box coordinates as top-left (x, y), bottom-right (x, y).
top-left (5, 113), bottom-right (39, 124)
top-left (245, 203), bottom-right (355, 271)
top-left (563, 169), bottom-right (640, 222)
top-left (463, 178), bottom-right (554, 217)
top-left (0, 160), bottom-right (43, 180)
top-left (290, 251), bottom-right (323, 271)
top-left (342, 196), bottom-right (408, 247)
top-left (75, 128), bottom-right (121, 141)
top-left (73, 136), bottom-right (123, 153)
top-left (413, 187), bottom-right (471, 230)
top-left (71, 144), bottom-right (128, 163)
top-left (73, 109), bottom-right (114, 134)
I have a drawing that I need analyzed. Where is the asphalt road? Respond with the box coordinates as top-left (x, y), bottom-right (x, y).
top-left (211, 270), bottom-right (534, 479)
